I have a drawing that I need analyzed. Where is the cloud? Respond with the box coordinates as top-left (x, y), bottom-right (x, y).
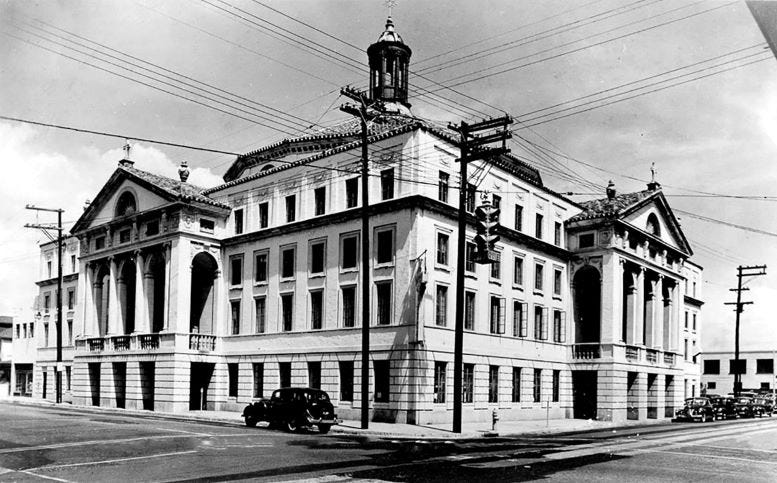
top-left (0, 122), bottom-right (221, 322)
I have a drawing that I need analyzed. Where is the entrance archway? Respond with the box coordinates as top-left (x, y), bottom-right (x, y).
top-left (573, 265), bottom-right (601, 343)
top-left (190, 252), bottom-right (218, 334)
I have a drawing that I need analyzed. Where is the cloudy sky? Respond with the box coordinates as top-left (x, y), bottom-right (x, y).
top-left (1, 0), bottom-right (775, 351)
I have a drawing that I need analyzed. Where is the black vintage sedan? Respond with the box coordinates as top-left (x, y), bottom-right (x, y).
top-left (242, 387), bottom-right (339, 433)
top-left (734, 397), bottom-right (762, 418)
top-left (751, 397), bottom-right (774, 417)
top-left (675, 397), bottom-right (714, 422)
top-left (709, 396), bottom-right (737, 420)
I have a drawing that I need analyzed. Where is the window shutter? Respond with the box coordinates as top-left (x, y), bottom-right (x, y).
top-left (521, 302), bottom-right (528, 337)
top-left (541, 307), bottom-right (549, 340)
top-left (560, 311), bottom-right (567, 343)
top-left (498, 298), bottom-right (506, 334)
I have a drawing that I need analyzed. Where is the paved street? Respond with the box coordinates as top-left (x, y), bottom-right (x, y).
top-left (0, 402), bottom-right (775, 482)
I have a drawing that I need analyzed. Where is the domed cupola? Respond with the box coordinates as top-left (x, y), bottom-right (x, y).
top-left (367, 16), bottom-right (412, 109)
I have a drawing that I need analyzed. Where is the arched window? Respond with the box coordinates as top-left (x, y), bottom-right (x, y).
top-left (646, 213), bottom-right (661, 236)
top-left (115, 192), bottom-right (137, 217)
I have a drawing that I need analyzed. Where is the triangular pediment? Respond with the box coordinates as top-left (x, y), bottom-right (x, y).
top-left (620, 191), bottom-right (691, 255)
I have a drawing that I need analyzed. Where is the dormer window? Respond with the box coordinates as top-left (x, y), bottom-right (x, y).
top-left (115, 192), bottom-right (137, 217)
top-left (646, 213), bottom-right (660, 236)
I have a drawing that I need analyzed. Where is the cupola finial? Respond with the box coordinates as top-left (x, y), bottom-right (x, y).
top-left (606, 180), bottom-right (616, 199)
top-left (119, 139), bottom-right (134, 167)
top-left (647, 162), bottom-right (661, 191)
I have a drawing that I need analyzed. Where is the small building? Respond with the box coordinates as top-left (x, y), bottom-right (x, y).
top-left (701, 350), bottom-right (776, 395)
top-left (0, 316), bottom-right (12, 397)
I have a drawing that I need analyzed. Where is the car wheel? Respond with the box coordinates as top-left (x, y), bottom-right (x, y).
top-left (245, 416), bottom-right (258, 427)
top-left (285, 419), bottom-right (300, 433)
top-left (318, 424), bottom-right (331, 434)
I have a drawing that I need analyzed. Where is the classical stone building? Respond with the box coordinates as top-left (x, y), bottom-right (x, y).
top-left (67, 17), bottom-right (703, 424)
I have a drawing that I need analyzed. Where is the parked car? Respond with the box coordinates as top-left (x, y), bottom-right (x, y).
top-left (734, 397), bottom-right (762, 418)
top-left (242, 387), bottom-right (339, 433)
top-left (675, 397), bottom-right (714, 422)
top-left (751, 397), bottom-right (774, 417)
top-left (708, 396), bottom-right (737, 420)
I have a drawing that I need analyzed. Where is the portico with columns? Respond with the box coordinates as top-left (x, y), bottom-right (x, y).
top-left (565, 178), bottom-right (695, 423)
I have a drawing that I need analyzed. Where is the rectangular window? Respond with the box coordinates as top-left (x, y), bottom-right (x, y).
top-left (535, 213), bottom-right (544, 239)
top-left (465, 183), bottom-right (476, 212)
top-left (66, 366), bottom-right (71, 391)
top-left (254, 251), bottom-right (268, 283)
top-left (438, 171), bottom-right (449, 202)
top-left (67, 289), bottom-right (75, 310)
top-left (281, 246), bottom-right (295, 279)
top-left (340, 361), bottom-right (354, 401)
top-left (279, 362), bottom-right (291, 388)
top-left (463, 364), bottom-right (474, 403)
top-left (756, 359), bottom-right (774, 374)
top-left (514, 204), bottom-right (523, 231)
top-left (47, 260), bottom-right (52, 278)
top-left (310, 241), bottom-right (326, 275)
top-left (145, 220), bottom-right (159, 237)
top-left (230, 256), bottom-right (242, 286)
top-left (554, 222), bottom-right (562, 246)
top-left (314, 187), bottom-right (326, 216)
top-left (553, 268), bottom-right (562, 296)
top-left (512, 367), bottom-right (521, 402)
top-left (70, 254), bottom-right (77, 273)
top-left (535, 262), bottom-right (544, 292)
top-left (200, 218), bottom-right (215, 234)
top-left (684, 311), bottom-right (689, 329)
top-left (490, 251), bottom-right (501, 280)
top-left (703, 359), bottom-right (720, 375)
top-left (342, 286), bottom-right (356, 328)
top-left (513, 301), bottom-right (529, 338)
top-left (310, 291), bottom-right (323, 330)
top-left (513, 256), bottom-right (524, 286)
top-left (95, 236), bottom-right (106, 250)
top-left (374, 360), bottom-right (390, 402)
top-left (29, 323), bottom-right (34, 338)
top-left (434, 361), bottom-right (447, 403)
top-left (464, 291), bottom-right (476, 331)
top-left (708, 381), bottom-right (717, 390)
top-left (228, 363), bottom-right (238, 398)
top-left (308, 361), bottom-right (321, 389)
top-left (234, 209), bottom-right (244, 235)
top-left (490, 296), bottom-right (505, 334)
top-left (533, 369), bottom-right (542, 403)
top-left (252, 363), bottom-right (264, 398)
top-left (380, 168), bottom-right (394, 200)
top-left (254, 297), bottom-right (266, 333)
top-left (492, 195), bottom-right (502, 221)
top-left (436, 233), bottom-right (449, 265)
top-left (376, 281), bottom-right (392, 325)
top-left (258, 202), bottom-right (269, 228)
top-left (376, 229), bottom-right (394, 264)
top-left (285, 195), bottom-right (296, 223)
top-left (345, 177), bottom-right (359, 208)
top-left (579, 233), bottom-right (594, 248)
top-left (44, 294), bottom-right (50, 312)
top-left (341, 234), bottom-right (358, 269)
top-left (230, 300), bottom-right (240, 335)
top-left (435, 285), bottom-right (448, 327)
top-left (729, 359), bottom-right (746, 375)
top-left (488, 365), bottom-right (499, 403)
top-left (44, 323), bottom-right (49, 347)
top-left (465, 242), bottom-right (476, 273)
top-left (692, 313), bottom-right (697, 331)
top-left (552, 370), bottom-right (560, 402)
top-left (684, 339), bottom-right (689, 360)
top-left (281, 294), bottom-right (293, 332)
top-left (553, 310), bottom-right (566, 343)
top-left (534, 306), bottom-right (548, 340)
top-left (119, 229), bottom-right (131, 244)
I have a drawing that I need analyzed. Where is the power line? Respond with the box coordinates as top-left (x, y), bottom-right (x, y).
top-left (675, 208), bottom-right (777, 238)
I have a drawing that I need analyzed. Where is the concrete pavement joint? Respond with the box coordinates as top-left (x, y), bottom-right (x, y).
top-left (26, 450), bottom-right (198, 471)
top-left (19, 470), bottom-right (73, 482)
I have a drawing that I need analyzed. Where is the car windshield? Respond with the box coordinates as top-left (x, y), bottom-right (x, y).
top-left (686, 398), bottom-right (707, 407)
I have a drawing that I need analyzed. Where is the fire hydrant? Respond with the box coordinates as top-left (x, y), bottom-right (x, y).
top-left (491, 408), bottom-right (499, 431)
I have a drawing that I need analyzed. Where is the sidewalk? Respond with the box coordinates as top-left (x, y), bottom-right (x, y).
top-left (4, 396), bottom-right (671, 439)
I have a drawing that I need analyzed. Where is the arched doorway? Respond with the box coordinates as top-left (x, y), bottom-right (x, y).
top-left (118, 259), bottom-right (136, 334)
top-left (190, 252), bottom-right (218, 334)
top-left (573, 265), bottom-right (601, 343)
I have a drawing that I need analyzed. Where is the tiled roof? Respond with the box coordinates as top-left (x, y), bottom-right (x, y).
top-left (122, 166), bottom-right (230, 210)
top-left (569, 189), bottom-right (657, 222)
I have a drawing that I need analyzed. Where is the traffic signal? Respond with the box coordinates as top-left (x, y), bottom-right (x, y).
top-left (474, 200), bottom-right (500, 264)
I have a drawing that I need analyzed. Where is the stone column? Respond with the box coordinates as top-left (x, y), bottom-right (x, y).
top-left (635, 267), bottom-right (645, 345)
top-left (671, 282), bottom-right (681, 352)
top-left (625, 268), bottom-right (638, 345)
top-left (82, 262), bottom-right (94, 337)
top-left (107, 257), bottom-right (119, 335)
top-left (133, 251), bottom-right (148, 334)
top-left (162, 242), bottom-right (172, 332)
top-left (644, 275), bottom-right (657, 347)
top-left (653, 275), bottom-right (664, 350)
top-left (663, 280), bottom-right (673, 349)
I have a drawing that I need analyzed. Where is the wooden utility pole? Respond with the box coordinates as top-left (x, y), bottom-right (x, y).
top-left (340, 86), bottom-right (383, 430)
top-left (724, 264), bottom-right (766, 397)
top-left (448, 116), bottom-right (512, 433)
top-left (25, 204), bottom-right (65, 404)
